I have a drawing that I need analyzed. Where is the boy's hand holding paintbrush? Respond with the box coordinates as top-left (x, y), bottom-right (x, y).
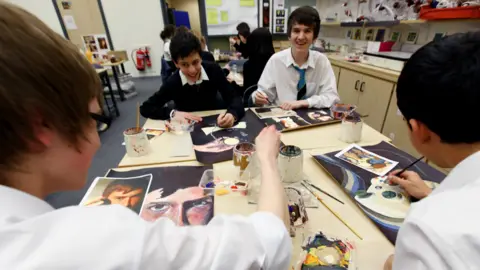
top-left (217, 112), bottom-right (235, 128)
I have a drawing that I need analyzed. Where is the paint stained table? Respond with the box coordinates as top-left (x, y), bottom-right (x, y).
top-left (114, 146), bottom-right (395, 269)
top-left (118, 109), bottom-right (391, 168)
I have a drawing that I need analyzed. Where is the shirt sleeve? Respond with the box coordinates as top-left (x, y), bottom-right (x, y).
top-left (252, 57), bottom-right (277, 104)
top-left (213, 65), bottom-right (245, 121)
top-left (142, 211), bottom-right (291, 270)
top-left (306, 57), bottom-right (340, 109)
top-left (140, 81), bottom-right (175, 120)
top-left (393, 218), bottom-right (461, 270)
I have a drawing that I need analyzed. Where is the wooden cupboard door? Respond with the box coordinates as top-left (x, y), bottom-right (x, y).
top-left (381, 86), bottom-right (422, 158)
top-left (331, 65), bottom-right (341, 85)
top-left (337, 68), bottom-right (362, 106)
top-left (357, 74), bottom-right (394, 132)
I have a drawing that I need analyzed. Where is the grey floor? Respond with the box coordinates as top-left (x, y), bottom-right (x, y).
top-left (45, 77), bottom-right (160, 208)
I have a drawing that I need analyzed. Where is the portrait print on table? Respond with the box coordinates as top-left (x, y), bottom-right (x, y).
top-left (313, 141), bottom-right (446, 243)
top-left (335, 144), bottom-right (398, 176)
top-left (190, 110), bottom-right (265, 164)
top-left (254, 107), bottom-right (297, 119)
top-left (263, 116), bottom-right (311, 131)
top-left (106, 166), bottom-right (214, 226)
top-left (258, 108), bottom-right (340, 132)
top-left (80, 174), bottom-right (152, 215)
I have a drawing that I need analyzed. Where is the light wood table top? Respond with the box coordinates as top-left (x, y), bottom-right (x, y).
top-left (101, 59), bottom-right (127, 67)
top-left (95, 68), bottom-right (108, 74)
top-left (114, 145), bottom-right (394, 269)
top-left (118, 109), bottom-right (391, 168)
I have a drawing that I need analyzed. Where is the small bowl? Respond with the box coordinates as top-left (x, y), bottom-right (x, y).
top-left (330, 104), bottom-right (356, 120)
top-left (165, 117), bottom-right (196, 135)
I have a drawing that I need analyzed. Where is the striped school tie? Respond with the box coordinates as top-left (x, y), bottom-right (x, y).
top-left (293, 66), bottom-right (307, 100)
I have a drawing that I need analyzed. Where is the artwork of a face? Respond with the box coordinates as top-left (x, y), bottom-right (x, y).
top-left (307, 111), bottom-right (333, 122)
top-left (140, 186), bottom-right (213, 225)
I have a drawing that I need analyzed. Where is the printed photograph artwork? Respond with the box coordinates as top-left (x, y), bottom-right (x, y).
top-left (375, 29), bottom-right (386, 42)
top-left (254, 107), bottom-right (297, 119)
top-left (390, 31), bottom-right (401, 42)
top-left (100, 166), bottom-right (214, 226)
top-left (354, 29), bottom-right (363, 40)
top-left (365, 29), bottom-right (375, 41)
top-left (335, 144), bottom-right (399, 176)
top-left (313, 141), bottom-right (446, 243)
top-left (80, 174), bottom-right (152, 215)
top-left (405, 31), bottom-right (418, 44)
top-left (190, 110), bottom-right (265, 164)
top-left (263, 116), bottom-right (311, 131)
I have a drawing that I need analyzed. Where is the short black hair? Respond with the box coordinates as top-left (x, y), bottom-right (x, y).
top-left (170, 31), bottom-right (202, 63)
top-left (160, 24), bottom-right (176, 41)
top-left (287, 6), bottom-right (321, 39)
top-left (236, 22), bottom-right (250, 38)
top-left (397, 31), bottom-right (480, 144)
top-left (247, 27), bottom-right (274, 59)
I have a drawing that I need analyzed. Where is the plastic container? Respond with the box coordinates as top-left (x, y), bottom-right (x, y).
top-left (165, 116), bottom-right (196, 135)
top-left (123, 127), bottom-right (151, 157)
top-left (330, 104), bottom-right (357, 120)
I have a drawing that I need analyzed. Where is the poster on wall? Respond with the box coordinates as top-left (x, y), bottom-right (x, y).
top-left (82, 34), bottom-right (110, 61)
top-left (273, 9), bottom-right (288, 34)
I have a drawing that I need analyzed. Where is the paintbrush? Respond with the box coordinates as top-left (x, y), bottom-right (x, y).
top-left (260, 91), bottom-right (273, 106)
top-left (301, 182), bottom-right (363, 240)
top-left (303, 180), bottom-right (344, 204)
top-left (394, 156), bottom-right (425, 177)
top-left (136, 102), bottom-right (140, 132)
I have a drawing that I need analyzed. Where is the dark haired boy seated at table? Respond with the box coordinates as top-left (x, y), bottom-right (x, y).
top-left (251, 6), bottom-right (339, 110)
top-left (141, 31), bottom-right (245, 128)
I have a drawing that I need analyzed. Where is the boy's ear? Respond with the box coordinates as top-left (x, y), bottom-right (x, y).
top-left (173, 60), bottom-right (180, 69)
top-left (409, 119), bottom-right (432, 145)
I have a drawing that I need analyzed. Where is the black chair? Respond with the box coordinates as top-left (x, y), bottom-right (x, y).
top-left (243, 84), bottom-right (258, 107)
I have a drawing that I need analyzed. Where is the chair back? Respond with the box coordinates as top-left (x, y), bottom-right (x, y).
top-left (243, 84), bottom-right (258, 107)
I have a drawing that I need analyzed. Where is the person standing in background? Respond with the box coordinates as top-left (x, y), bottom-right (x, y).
top-left (243, 28), bottom-right (275, 101)
top-left (160, 24), bottom-right (176, 83)
top-left (230, 22), bottom-right (251, 58)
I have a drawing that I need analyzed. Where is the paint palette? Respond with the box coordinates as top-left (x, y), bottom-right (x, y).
top-left (354, 176), bottom-right (411, 220)
top-left (294, 231), bottom-right (356, 270)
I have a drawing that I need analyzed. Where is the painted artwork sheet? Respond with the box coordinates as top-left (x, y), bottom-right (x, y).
top-left (109, 166), bottom-right (213, 226)
top-left (313, 141), bottom-right (446, 243)
top-left (335, 144), bottom-right (399, 176)
top-left (80, 174), bottom-right (152, 215)
top-left (190, 110), bottom-right (265, 164)
top-left (255, 108), bottom-right (340, 132)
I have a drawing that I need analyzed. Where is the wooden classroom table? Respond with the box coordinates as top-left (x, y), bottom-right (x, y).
top-left (115, 146), bottom-right (394, 269)
top-left (118, 109), bottom-right (391, 168)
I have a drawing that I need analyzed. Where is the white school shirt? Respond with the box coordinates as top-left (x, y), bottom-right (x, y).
top-left (0, 185), bottom-right (291, 270)
top-left (252, 48), bottom-right (340, 108)
top-left (164, 39), bottom-right (172, 61)
top-left (393, 151), bottom-right (480, 270)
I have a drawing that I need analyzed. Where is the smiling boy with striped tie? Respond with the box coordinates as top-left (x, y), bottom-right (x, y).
top-left (251, 6), bottom-right (340, 110)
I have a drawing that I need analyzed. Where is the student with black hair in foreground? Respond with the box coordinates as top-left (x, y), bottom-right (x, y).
top-left (251, 6), bottom-right (339, 110)
top-left (383, 31), bottom-right (480, 270)
top-left (230, 22), bottom-right (250, 58)
top-left (243, 28), bottom-right (275, 93)
top-left (141, 31), bottom-right (245, 128)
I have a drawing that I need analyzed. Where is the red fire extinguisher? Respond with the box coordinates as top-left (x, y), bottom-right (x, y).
top-left (131, 48), bottom-right (146, 71)
top-left (145, 47), bottom-right (152, 68)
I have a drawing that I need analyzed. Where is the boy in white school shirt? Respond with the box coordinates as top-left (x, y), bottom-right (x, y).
top-left (0, 3), bottom-right (291, 269)
top-left (251, 6), bottom-right (340, 110)
top-left (383, 31), bottom-right (480, 270)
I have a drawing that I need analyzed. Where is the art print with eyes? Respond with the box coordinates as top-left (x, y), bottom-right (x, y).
top-left (190, 110), bottom-right (265, 164)
top-left (335, 144), bottom-right (398, 176)
top-left (313, 141), bottom-right (445, 244)
top-left (105, 166), bottom-right (214, 226)
top-left (80, 174), bottom-right (152, 215)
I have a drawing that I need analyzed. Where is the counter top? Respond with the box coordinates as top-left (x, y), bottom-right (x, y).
top-left (327, 54), bottom-right (401, 83)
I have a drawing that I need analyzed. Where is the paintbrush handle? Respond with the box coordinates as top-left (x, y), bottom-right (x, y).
top-left (395, 156), bottom-right (424, 176)
top-left (309, 184), bottom-right (344, 205)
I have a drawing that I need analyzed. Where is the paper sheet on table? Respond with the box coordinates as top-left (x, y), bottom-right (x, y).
top-left (207, 8), bottom-right (219, 25)
top-left (206, 0), bottom-right (222, 6)
top-left (220, 10), bottom-right (229, 22)
top-left (202, 122), bottom-right (246, 135)
top-left (170, 134), bottom-right (194, 157)
top-left (240, 0), bottom-right (255, 7)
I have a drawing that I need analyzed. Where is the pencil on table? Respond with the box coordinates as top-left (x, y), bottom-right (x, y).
top-left (136, 102), bottom-right (140, 132)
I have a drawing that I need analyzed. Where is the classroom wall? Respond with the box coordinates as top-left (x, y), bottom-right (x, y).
top-left (169, 0), bottom-right (201, 33)
top-left (101, 0), bottom-right (164, 78)
top-left (5, 0), bottom-right (65, 38)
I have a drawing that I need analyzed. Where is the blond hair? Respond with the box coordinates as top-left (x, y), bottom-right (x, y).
top-left (0, 3), bottom-right (101, 173)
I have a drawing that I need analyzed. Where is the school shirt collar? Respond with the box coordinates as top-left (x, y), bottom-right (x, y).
top-left (283, 47), bottom-right (316, 70)
top-left (179, 66), bottom-right (209, 86)
top-left (432, 150), bottom-right (480, 195)
top-left (0, 185), bottom-right (53, 223)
